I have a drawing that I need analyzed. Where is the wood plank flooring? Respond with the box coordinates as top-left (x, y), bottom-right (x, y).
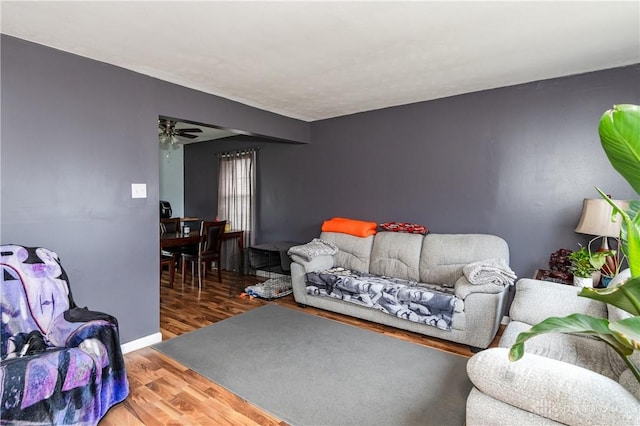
top-left (100, 269), bottom-right (502, 425)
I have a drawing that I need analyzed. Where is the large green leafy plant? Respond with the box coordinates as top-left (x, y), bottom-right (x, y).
top-left (510, 104), bottom-right (640, 383)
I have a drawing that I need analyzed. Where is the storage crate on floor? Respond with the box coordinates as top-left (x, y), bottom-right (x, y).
top-left (244, 274), bottom-right (293, 300)
top-left (246, 241), bottom-right (298, 299)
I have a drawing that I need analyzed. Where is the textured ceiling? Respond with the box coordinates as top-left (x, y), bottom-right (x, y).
top-left (2, 1), bottom-right (639, 122)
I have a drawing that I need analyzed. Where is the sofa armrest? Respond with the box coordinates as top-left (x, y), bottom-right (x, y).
top-left (289, 254), bottom-right (335, 272)
top-left (47, 308), bottom-right (118, 348)
top-left (510, 279), bottom-right (607, 325)
top-left (290, 255), bottom-right (336, 305)
top-left (467, 348), bottom-right (640, 425)
top-left (454, 276), bottom-right (507, 300)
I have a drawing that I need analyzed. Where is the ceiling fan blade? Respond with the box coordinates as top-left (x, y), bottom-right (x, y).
top-left (177, 128), bottom-right (202, 133)
top-left (178, 132), bottom-right (199, 139)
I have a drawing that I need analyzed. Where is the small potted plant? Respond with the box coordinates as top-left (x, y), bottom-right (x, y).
top-left (568, 246), bottom-right (612, 287)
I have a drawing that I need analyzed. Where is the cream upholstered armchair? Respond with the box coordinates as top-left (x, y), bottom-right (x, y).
top-left (466, 278), bottom-right (639, 425)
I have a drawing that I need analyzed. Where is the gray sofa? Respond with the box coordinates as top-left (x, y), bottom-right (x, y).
top-left (290, 231), bottom-right (511, 349)
top-left (466, 278), bottom-right (640, 425)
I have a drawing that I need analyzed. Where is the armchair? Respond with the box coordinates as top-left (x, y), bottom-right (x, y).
top-left (0, 245), bottom-right (129, 425)
top-left (466, 279), bottom-right (639, 425)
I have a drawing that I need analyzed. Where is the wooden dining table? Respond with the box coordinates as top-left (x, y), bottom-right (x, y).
top-left (160, 229), bottom-right (245, 274)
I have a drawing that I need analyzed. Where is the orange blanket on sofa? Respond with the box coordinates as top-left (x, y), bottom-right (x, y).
top-left (321, 217), bottom-right (377, 237)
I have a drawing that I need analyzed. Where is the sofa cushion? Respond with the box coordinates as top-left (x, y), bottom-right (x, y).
top-left (319, 232), bottom-right (374, 272)
top-left (369, 232), bottom-right (422, 281)
top-left (305, 268), bottom-right (456, 330)
top-left (420, 234), bottom-right (509, 287)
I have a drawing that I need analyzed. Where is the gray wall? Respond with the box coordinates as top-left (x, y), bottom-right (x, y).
top-left (184, 135), bottom-right (302, 239)
top-left (186, 64), bottom-right (639, 280)
top-left (1, 35), bottom-right (308, 344)
top-left (286, 65), bottom-right (640, 277)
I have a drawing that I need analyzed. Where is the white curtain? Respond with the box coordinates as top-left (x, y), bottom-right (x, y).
top-left (217, 149), bottom-right (256, 270)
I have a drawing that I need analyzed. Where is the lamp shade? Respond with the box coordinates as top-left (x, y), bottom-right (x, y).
top-left (575, 198), bottom-right (629, 237)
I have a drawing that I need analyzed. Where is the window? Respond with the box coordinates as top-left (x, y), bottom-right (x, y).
top-left (217, 148), bottom-right (256, 248)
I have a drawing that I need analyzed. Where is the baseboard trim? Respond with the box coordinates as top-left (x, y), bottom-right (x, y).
top-left (121, 332), bottom-right (162, 354)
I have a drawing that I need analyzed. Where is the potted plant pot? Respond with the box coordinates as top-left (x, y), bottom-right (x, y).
top-left (573, 275), bottom-right (593, 288)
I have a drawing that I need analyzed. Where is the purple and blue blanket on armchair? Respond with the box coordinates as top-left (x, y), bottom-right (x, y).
top-left (1, 245), bottom-right (129, 425)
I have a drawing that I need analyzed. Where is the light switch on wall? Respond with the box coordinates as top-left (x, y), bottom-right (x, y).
top-left (131, 183), bottom-right (147, 199)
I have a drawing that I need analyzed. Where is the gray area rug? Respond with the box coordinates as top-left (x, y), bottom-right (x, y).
top-left (153, 304), bottom-right (471, 426)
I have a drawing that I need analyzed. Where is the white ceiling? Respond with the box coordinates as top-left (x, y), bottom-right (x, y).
top-left (2, 1), bottom-right (639, 122)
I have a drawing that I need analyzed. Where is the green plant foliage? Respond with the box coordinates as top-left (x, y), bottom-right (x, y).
top-left (610, 316), bottom-right (640, 351)
top-left (599, 104), bottom-right (640, 195)
top-left (579, 276), bottom-right (640, 316)
top-left (596, 188), bottom-right (640, 277)
top-left (568, 247), bottom-right (597, 278)
top-left (568, 246), bottom-right (613, 278)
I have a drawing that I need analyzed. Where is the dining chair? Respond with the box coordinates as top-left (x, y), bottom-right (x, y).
top-left (160, 250), bottom-right (177, 288)
top-left (181, 220), bottom-right (226, 287)
top-left (160, 217), bottom-right (181, 235)
top-left (161, 217), bottom-right (188, 275)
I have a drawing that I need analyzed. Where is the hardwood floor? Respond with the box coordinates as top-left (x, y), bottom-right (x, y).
top-left (100, 269), bottom-right (502, 425)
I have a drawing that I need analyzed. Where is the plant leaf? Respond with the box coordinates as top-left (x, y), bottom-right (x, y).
top-left (595, 190), bottom-right (640, 277)
top-left (508, 314), bottom-right (634, 361)
top-left (609, 316), bottom-right (640, 350)
top-left (579, 276), bottom-right (640, 315)
top-left (599, 104), bottom-right (640, 195)
top-left (589, 250), bottom-right (612, 270)
top-left (620, 201), bottom-right (640, 260)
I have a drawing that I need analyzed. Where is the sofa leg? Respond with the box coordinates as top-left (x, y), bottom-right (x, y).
top-left (469, 346), bottom-right (484, 353)
top-left (297, 303), bottom-right (307, 308)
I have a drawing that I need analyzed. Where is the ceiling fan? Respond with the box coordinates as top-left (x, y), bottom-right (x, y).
top-left (158, 119), bottom-right (202, 144)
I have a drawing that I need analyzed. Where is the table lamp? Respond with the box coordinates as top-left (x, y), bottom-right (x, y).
top-left (575, 198), bottom-right (629, 250)
top-left (575, 197), bottom-right (629, 282)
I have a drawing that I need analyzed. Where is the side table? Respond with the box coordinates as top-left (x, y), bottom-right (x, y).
top-left (533, 269), bottom-right (573, 286)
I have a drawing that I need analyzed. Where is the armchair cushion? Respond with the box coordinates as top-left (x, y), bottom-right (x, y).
top-left (499, 320), bottom-right (622, 381)
top-left (620, 369), bottom-right (640, 400)
top-left (467, 277), bottom-right (639, 426)
top-left (509, 279), bottom-right (607, 325)
top-left (1, 245), bottom-right (128, 425)
top-left (467, 348), bottom-right (640, 425)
